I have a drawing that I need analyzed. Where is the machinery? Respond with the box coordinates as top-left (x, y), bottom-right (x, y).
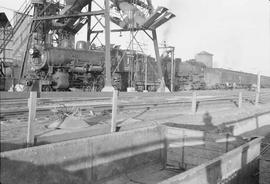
top-left (27, 43), bottom-right (106, 91)
top-left (15, 0), bottom-right (175, 92)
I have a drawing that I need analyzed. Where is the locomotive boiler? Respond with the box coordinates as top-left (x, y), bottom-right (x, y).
top-left (26, 41), bottom-right (106, 91)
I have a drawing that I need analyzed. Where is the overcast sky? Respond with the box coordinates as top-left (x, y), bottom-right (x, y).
top-left (1, 0), bottom-right (270, 75)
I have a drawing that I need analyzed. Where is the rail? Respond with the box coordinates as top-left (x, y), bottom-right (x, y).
top-left (0, 91), bottom-right (269, 115)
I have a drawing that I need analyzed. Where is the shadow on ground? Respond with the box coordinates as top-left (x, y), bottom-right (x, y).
top-left (1, 157), bottom-right (88, 184)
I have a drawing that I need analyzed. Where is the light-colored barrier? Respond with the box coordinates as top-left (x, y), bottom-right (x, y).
top-left (159, 137), bottom-right (262, 184)
top-left (1, 126), bottom-right (166, 183)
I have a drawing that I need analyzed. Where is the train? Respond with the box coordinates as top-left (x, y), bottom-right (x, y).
top-left (1, 43), bottom-right (270, 92)
top-left (15, 40), bottom-right (161, 92)
top-left (160, 57), bottom-right (270, 91)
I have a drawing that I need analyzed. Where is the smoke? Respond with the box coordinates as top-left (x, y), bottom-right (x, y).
top-left (162, 22), bottom-right (172, 43)
top-left (161, 1), bottom-right (174, 43)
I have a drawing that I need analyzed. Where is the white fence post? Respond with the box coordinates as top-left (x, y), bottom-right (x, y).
top-left (238, 92), bottom-right (242, 108)
top-left (27, 91), bottom-right (37, 147)
top-left (255, 73), bottom-right (261, 106)
top-left (191, 92), bottom-right (197, 113)
top-left (111, 89), bottom-right (119, 132)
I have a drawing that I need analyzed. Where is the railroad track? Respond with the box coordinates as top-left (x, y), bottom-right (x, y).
top-left (1, 90), bottom-right (270, 151)
top-left (1, 91), bottom-right (269, 117)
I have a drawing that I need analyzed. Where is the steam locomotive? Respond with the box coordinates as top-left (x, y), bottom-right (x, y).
top-left (25, 41), bottom-right (126, 91)
top-left (24, 39), bottom-right (163, 92)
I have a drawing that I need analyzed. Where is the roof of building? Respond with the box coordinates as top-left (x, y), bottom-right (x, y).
top-left (0, 12), bottom-right (12, 28)
top-left (196, 51), bottom-right (213, 56)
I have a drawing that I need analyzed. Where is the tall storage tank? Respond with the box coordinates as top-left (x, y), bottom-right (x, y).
top-left (195, 51), bottom-right (213, 68)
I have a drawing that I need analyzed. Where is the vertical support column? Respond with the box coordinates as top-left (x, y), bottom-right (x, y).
top-left (11, 64), bottom-right (15, 91)
top-left (102, 0), bottom-right (113, 91)
top-left (225, 133), bottom-right (229, 152)
top-left (170, 48), bottom-right (174, 92)
top-left (3, 27), bottom-right (6, 63)
top-left (27, 91), bottom-right (37, 147)
top-left (152, 30), bottom-right (167, 92)
top-left (238, 92), bottom-right (242, 108)
top-left (87, 0), bottom-right (92, 42)
top-left (111, 89), bottom-right (118, 132)
top-left (144, 55), bottom-right (148, 92)
top-left (191, 91), bottom-right (197, 113)
top-left (255, 72), bottom-right (261, 106)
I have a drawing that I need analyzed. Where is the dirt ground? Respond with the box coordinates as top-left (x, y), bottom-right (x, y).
top-left (1, 94), bottom-right (270, 151)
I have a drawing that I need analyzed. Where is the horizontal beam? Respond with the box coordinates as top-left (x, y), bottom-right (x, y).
top-left (91, 28), bottom-right (150, 34)
top-left (33, 10), bottom-right (105, 21)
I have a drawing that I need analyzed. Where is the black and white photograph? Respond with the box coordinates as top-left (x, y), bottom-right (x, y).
top-left (0, 0), bottom-right (270, 183)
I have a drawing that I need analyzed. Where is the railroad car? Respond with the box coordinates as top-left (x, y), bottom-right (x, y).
top-left (162, 57), bottom-right (270, 90)
top-left (3, 46), bottom-right (270, 92)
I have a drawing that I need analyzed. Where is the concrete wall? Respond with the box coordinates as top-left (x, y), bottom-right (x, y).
top-left (160, 137), bottom-right (262, 184)
top-left (232, 112), bottom-right (270, 137)
top-left (260, 134), bottom-right (270, 184)
top-left (1, 126), bottom-right (166, 183)
top-left (166, 127), bottom-right (246, 170)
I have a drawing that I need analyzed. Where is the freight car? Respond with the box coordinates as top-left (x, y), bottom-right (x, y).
top-left (162, 57), bottom-right (270, 91)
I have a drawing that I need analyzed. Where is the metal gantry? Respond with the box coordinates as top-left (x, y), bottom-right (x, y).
top-left (3, 0), bottom-right (175, 92)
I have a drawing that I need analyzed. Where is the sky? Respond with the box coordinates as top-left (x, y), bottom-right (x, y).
top-left (1, 0), bottom-right (270, 75)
